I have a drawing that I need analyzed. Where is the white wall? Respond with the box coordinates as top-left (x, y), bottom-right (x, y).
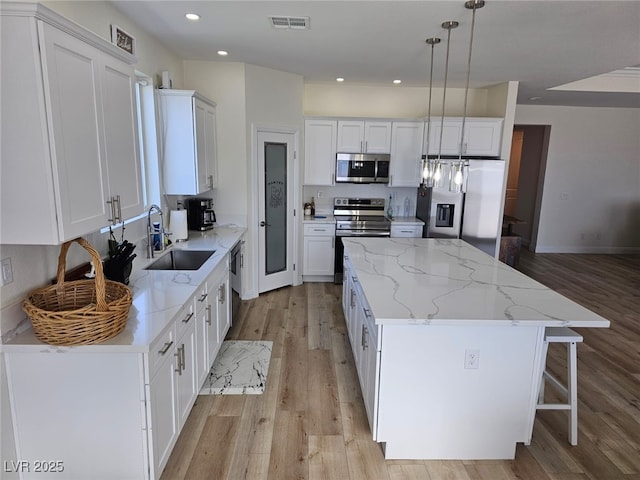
top-left (515, 105), bottom-right (640, 253)
top-left (182, 61), bottom-right (248, 226)
top-left (42, 0), bottom-right (184, 87)
top-left (304, 83), bottom-right (490, 118)
top-left (183, 62), bottom-right (304, 298)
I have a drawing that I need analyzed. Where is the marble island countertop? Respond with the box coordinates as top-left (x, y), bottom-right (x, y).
top-left (343, 237), bottom-right (610, 328)
top-left (2, 225), bottom-right (246, 353)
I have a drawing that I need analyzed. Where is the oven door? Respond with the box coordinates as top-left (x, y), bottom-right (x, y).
top-left (333, 230), bottom-right (390, 284)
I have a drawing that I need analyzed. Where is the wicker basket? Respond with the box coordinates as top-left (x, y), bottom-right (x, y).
top-left (22, 237), bottom-right (133, 346)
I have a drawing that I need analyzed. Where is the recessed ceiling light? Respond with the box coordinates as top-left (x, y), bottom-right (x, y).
top-left (185, 13), bottom-right (200, 21)
top-left (217, 50), bottom-right (228, 56)
top-left (336, 77), bottom-right (345, 82)
top-left (393, 79), bottom-right (402, 84)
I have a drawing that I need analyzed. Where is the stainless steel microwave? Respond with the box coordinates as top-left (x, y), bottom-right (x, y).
top-left (335, 153), bottom-right (390, 184)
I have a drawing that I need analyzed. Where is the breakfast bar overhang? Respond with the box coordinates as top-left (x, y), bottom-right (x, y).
top-left (341, 238), bottom-right (610, 460)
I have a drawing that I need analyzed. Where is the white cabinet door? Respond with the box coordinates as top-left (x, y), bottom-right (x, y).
top-left (194, 288), bottom-right (210, 388)
top-left (216, 273), bottom-right (231, 346)
top-left (176, 321), bottom-right (198, 429)
top-left (426, 119), bottom-right (463, 156)
top-left (149, 347), bottom-right (179, 476)
top-left (204, 102), bottom-right (218, 189)
top-left (304, 119), bottom-right (337, 185)
top-left (303, 236), bottom-right (335, 276)
top-left (158, 90), bottom-right (217, 195)
top-left (39, 22), bottom-right (111, 240)
top-left (463, 119), bottom-right (503, 157)
top-left (101, 53), bottom-right (144, 222)
top-left (362, 318), bottom-right (379, 438)
top-left (337, 120), bottom-right (365, 153)
top-left (365, 122), bottom-right (392, 153)
top-left (389, 122), bottom-right (424, 187)
top-left (337, 120), bottom-right (392, 153)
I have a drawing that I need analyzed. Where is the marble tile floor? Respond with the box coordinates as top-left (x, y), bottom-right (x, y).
top-left (200, 340), bottom-right (273, 395)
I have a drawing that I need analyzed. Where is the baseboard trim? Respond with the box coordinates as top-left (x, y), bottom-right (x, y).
top-left (534, 246), bottom-right (640, 254)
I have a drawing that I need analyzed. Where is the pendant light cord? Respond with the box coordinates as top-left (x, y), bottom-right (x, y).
top-left (460, 0), bottom-right (483, 158)
top-left (438, 22), bottom-right (457, 161)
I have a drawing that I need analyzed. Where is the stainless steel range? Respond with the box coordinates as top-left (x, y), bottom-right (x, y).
top-left (333, 197), bottom-right (391, 283)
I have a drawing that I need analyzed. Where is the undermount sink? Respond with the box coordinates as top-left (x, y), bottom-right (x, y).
top-left (145, 249), bottom-right (215, 271)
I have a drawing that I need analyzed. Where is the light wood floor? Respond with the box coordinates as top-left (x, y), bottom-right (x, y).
top-left (161, 250), bottom-right (640, 480)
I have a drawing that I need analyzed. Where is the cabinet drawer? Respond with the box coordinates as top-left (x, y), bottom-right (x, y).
top-left (304, 223), bottom-right (336, 236)
top-left (175, 298), bottom-right (196, 340)
top-left (391, 225), bottom-right (423, 238)
top-left (149, 323), bottom-right (177, 378)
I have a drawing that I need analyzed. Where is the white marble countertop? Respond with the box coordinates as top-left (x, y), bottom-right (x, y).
top-left (2, 226), bottom-right (246, 354)
top-left (343, 237), bottom-right (610, 328)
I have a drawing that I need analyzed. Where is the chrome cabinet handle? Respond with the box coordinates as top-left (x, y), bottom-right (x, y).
top-left (182, 312), bottom-right (194, 324)
top-left (240, 253), bottom-right (244, 268)
top-left (174, 345), bottom-right (184, 374)
top-left (219, 283), bottom-right (226, 304)
top-left (115, 195), bottom-right (122, 223)
top-left (208, 174), bottom-right (214, 188)
top-left (158, 341), bottom-right (173, 355)
top-left (106, 197), bottom-right (116, 224)
top-left (206, 305), bottom-right (212, 326)
top-left (363, 308), bottom-right (371, 318)
top-left (198, 293), bottom-right (208, 303)
top-left (350, 288), bottom-right (355, 308)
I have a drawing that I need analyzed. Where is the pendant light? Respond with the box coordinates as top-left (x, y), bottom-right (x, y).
top-left (450, 0), bottom-right (485, 193)
top-left (435, 20), bottom-right (458, 189)
top-left (421, 37), bottom-right (441, 187)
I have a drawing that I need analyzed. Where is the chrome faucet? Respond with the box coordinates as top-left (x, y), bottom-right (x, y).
top-left (147, 204), bottom-right (165, 258)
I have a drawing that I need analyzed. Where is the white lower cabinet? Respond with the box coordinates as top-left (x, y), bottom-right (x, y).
top-left (4, 255), bottom-right (233, 480)
top-left (303, 223), bottom-right (336, 279)
top-left (343, 255), bottom-right (380, 437)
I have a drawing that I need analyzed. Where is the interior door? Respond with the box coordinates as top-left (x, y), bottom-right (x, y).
top-left (258, 131), bottom-right (295, 293)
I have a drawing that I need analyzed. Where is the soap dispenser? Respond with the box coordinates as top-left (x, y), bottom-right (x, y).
top-left (386, 196), bottom-right (393, 219)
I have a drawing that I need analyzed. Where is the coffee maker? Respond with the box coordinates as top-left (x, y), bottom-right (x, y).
top-left (187, 198), bottom-right (216, 231)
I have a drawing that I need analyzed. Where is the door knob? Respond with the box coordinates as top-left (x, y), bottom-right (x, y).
top-left (260, 221), bottom-right (271, 227)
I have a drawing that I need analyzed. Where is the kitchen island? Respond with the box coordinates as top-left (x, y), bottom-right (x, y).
top-left (342, 237), bottom-right (610, 460)
top-left (2, 226), bottom-right (246, 479)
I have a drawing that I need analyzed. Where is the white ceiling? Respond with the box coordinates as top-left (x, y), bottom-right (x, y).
top-left (110, 0), bottom-right (640, 108)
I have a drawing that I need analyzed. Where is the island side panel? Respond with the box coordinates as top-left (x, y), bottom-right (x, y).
top-left (5, 352), bottom-right (148, 479)
top-left (376, 324), bottom-right (542, 460)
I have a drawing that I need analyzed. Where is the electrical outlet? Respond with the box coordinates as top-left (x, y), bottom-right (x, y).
top-left (317, 190), bottom-right (323, 199)
top-left (1, 257), bottom-right (13, 286)
top-left (464, 349), bottom-right (480, 369)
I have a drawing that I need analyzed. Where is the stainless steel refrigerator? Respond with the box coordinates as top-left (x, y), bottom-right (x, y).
top-left (416, 158), bottom-right (506, 257)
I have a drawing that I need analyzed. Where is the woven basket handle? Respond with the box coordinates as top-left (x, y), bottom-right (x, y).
top-left (56, 237), bottom-right (109, 311)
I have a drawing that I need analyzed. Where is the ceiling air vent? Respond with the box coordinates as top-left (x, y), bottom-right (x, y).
top-left (269, 16), bottom-right (310, 30)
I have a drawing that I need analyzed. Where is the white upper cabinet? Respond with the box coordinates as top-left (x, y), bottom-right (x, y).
top-left (337, 120), bottom-right (392, 153)
top-left (0, 4), bottom-right (143, 244)
top-left (425, 117), bottom-right (503, 157)
top-left (158, 90), bottom-right (218, 195)
top-left (463, 118), bottom-right (504, 157)
top-left (304, 119), bottom-right (337, 185)
top-left (389, 122), bottom-right (424, 187)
